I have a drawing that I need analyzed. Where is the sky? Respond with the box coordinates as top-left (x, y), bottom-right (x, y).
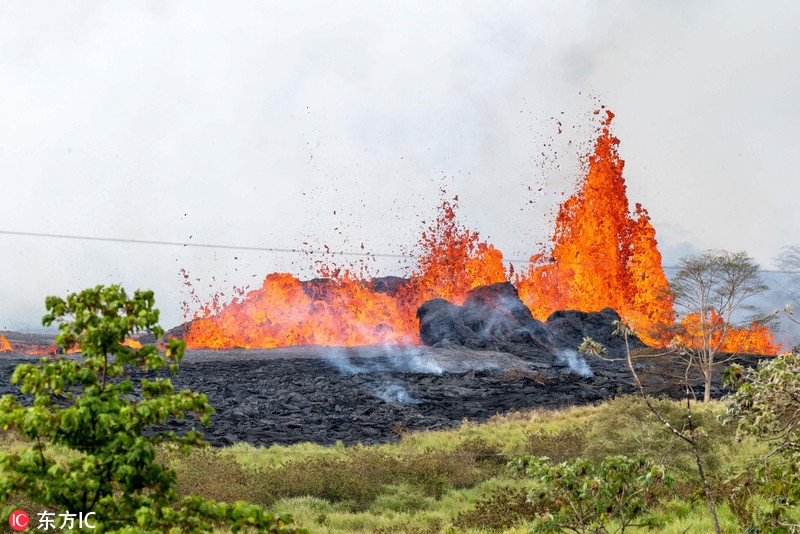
top-left (1, 1), bottom-right (799, 342)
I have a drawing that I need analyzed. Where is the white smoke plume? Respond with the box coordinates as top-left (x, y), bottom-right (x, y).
top-left (556, 349), bottom-right (593, 378)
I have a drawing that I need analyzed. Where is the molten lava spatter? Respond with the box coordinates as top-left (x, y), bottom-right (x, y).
top-left (185, 272), bottom-right (413, 349)
top-left (0, 335), bottom-right (11, 352)
top-left (516, 110), bottom-right (674, 345)
top-left (403, 195), bottom-right (507, 305)
top-left (184, 196), bottom-right (506, 349)
top-left (676, 311), bottom-right (779, 355)
top-left (182, 109), bottom-right (778, 354)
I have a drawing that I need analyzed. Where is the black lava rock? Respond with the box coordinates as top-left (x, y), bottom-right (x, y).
top-left (545, 308), bottom-right (647, 353)
top-left (416, 284), bottom-right (646, 359)
top-left (417, 282), bottom-right (552, 355)
top-left (370, 276), bottom-right (410, 297)
top-left (0, 348), bottom-right (761, 449)
top-left (417, 298), bottom-right (490, 349)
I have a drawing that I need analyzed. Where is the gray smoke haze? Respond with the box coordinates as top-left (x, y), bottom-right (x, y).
top-left (321, 346), bottom-right (459, 404)
top-left (1, 2), bottom-right (799, 342)
top-left (323, 346), bottom-right (445, 376)
top-left (371, 383), bottom-right (421, 405)
top-left (556, 349), bottom-right (593, 378)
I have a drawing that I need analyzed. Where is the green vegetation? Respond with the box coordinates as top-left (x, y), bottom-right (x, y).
top-left (3, 394), bottom-right (781, 533)
top-left (0, 285), bottom-right (303, 533)
top-left (724, 352), bottom-right (800, 531)
top-left (1, 284), bottom-right (800, 532)
top-left (511, 455), bottom-right (672, 533)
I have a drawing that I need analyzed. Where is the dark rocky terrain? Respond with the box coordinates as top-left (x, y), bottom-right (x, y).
top-left (0, 282), bottom-right (751, 448)
top-left (0, 343), bottom-right (745, 449)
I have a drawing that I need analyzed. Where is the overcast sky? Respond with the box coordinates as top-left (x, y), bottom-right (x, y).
top-left (2, 1), bottom-right (799, 340)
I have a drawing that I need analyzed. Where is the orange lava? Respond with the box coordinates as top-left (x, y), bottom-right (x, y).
top-left (183, 108), bottom-right (778, 354)
top-left (185, 272), bottom-right (412, 348)
top-left (676, 311), bottom-right (779, 355)
top-left (402, 195), bottom-right (507, 306)
top-left (0, 335), bottom-right (11, 352)
top-left (184, 196), bottom-right (506, 349)
top-left (515, 110), bottom-right (674, 346)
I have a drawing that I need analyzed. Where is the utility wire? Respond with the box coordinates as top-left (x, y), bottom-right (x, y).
top-left (0, 229), bottom-right (409, 259)
top-left (1, 228), bottom-right (797, 274)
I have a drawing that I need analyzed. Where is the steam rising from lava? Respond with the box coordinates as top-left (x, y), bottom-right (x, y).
top-left (556, 349), bottom-right (593, 378)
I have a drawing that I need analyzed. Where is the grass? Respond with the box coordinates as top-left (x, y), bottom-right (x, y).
top-left (1, 396), bottom-right (794, 533)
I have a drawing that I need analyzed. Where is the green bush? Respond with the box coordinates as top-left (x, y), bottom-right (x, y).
top-left (514, 455), bottom-right (673, 533)
top-left (0, 285), bottom-right (304, 533)
top-left (523, 424), bottom-right (588, 463)
top-left (724, 353), bottom-right (800, 531)
top-left (453, 486), bottom-right (543, 531)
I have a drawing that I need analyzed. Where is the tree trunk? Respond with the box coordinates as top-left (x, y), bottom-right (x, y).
top-left (704, 367), bottom-right (712, 402)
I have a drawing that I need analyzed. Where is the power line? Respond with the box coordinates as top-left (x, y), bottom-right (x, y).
top-left (0, 229), bottom-right (409, 259)
top-left (1, 228), bottom-right (798, 275)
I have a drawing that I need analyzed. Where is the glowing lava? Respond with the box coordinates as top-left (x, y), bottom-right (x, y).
top-left (0, 335), bottom-right (11, 352)
top-left (182, 109), bottom-right (778, 355)
top-left (515, 109), bottom-right (674, 346)
top-left (121, 339), bottom-right (143, 349)
top-left (184, 196), bottom-right (506, 349)
top-left (676, 311), bottom-right (779, 355)
top-left (401, 194), bottom-right (507, 306)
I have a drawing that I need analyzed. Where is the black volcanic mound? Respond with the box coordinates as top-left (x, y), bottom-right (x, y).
top-left (417, 282), bottom-right (553, 357)
top-left (416, 281), bottom-right (645, 358)
top-left (545, 308), bottom-right (648, 354)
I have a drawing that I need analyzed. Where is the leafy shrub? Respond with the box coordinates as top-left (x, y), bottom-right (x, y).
top-left (523, 424), bottom-right (588, 463)
top-left (453, 486), bottom-right (543, 531)
top-left (514, 455), bottom-right (673, 533)
top-left (724, 353), bottom-right (800, 531)
top-left (0, 285), bottom-right (303, 533)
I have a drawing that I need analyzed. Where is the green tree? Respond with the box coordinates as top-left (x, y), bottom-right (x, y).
top-left (511, 454), bottom-right (671, 534)
top-left (0, 285), bottom-right (304, 533)
top-left (724, 351), bottom-right (800, 531)
top-left (669, 249), bottom-right (774, 402)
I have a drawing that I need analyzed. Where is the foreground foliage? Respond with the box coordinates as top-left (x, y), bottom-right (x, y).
top-left (0, 395), bottom-right (771, 533)
top-left (581, 321), bottom-right (726, 533)
top-left (0, 285), bottom-right (303, 533)
top-left (724, 351), bottom-right (800, 532)
top-left (2, 286), bottom-right (799, 532)
top-left (511, 455), bottom-right (672, 533)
